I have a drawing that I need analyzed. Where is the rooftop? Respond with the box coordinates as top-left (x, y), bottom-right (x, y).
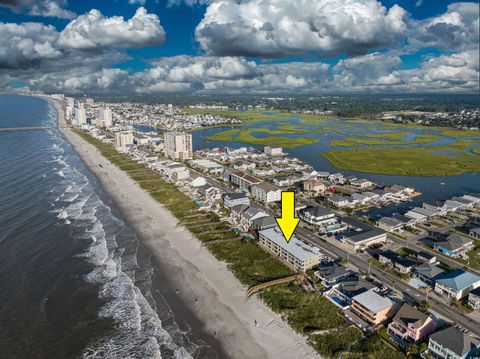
top-left (392, 303), bottom-right (429, 329)
top-left (352, 289), bottom-right (393, 314)
top-left (430, 326), bottom-right (480, 356)
top-left (436, 269), bottom-right (480, 291)
top-left (259, 227), bottom-right (322, 261)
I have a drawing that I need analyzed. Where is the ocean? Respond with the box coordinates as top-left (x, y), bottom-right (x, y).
top-left (0, 95), bottom-right (220, 358)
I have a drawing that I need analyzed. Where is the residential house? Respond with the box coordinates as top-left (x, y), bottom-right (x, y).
top-left (328, 194), bottom-right (351, 208)
top-left (423, 201), bottom-right (448, 216)
top-left (233, 161), bottom-right (256, 171)
top-left (229, 204), bottom-right (249, 224)
top-left (351, 178), bottom-right (373, 189)
top-left (387, 304), bottom-right (436, 347)
top-left (434, 269), bottom-right (480, 300)
top-left (329, 274), bottom-right (375, 304)
top-left (452, 196), bottom-right (475, 209)
top-left (413, 263), bottom-right (446, 287)
top-left (314, 263), bottom-right (352, 287)
top-left (468, 287), bottom-right (480, 310)
top-left (240, 207), bottom-right (269, 230)
top-left (444, 199), bottom-right (464, 212)
top-left (190, 159), bottom-right (224, 174)
top-left (343, 227), bottom-right (388, 252)
top-left (377, 217), bottom-right (404, 232)
top-left (251, 215), bottom-right (277, 231)
top-left (251, 182), bottom-right (282, 203)
top-left (469, 228), bottom-right (480, 239)
top-left (404, 210), bottom-right (428, 224)
top-left (190, 176), bottom-right (207, 188)
top-left (378, 250), bottom-right (417, 274)
top-left (351, 193), bottom-right (370, 206)
top-left (433, 233), bottom-right (473, 258)
top-left (428, 326), bottom-right (480, 359)
top-left (258, 227), bottom-right (321, 272)
top-left (300, 206), bottom-right (337, 228)
top-left (223, 193), bottom-right (250, 209)
top-left (351, 289), bottom-right (396, 325)
top-left (415, 251), bottom-right (437, 264)
top-left (303, 179), bottom-right (326, 194)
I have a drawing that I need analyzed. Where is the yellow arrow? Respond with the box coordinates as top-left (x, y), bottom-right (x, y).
top-left (275, 191), bottom-right (299, 243)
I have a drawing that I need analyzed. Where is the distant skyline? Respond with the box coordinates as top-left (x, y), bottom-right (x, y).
top-left (0, 0), bottom-right (479, 95)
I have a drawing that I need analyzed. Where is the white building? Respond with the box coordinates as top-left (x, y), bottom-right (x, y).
top-left (259, 227), bottom-right (321, 272)
top-left (98, 107), bottom-right (113, 128)
top-left (165, 132), bottom-right (193, 161)
top-left (251, 182), bottom-right (282, 203)
top-left (264, 146), bottom-right (283, 156)
top-left (74, 104), bottom-right (87, 126)
top-left (114, 131), bottom-right (133, 151)
top-left (300, 206), bottom-right (337, 227)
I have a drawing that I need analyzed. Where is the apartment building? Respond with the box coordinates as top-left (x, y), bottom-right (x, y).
top-left (258, 227), bottom-right (321, 272)
top-left (251, 182), bottom-right (282, 203)
top-left (164, 132), bottom-right (193, 160)
top-left (114, 130), bottom-right (133, 151)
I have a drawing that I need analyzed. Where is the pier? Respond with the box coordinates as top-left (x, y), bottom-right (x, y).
top-left (0, 126), bottom-right (52, 132)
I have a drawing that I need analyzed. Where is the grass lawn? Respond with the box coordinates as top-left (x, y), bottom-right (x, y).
top-left (321, 140), bottom-right (480, 176)
top-left (207, 127), bottom-right (318, 148)
top-left (473, 148), bottom-right (480, 155)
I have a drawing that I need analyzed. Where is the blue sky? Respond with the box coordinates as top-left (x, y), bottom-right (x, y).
top-left (0, 0), bottom-right (478, 94)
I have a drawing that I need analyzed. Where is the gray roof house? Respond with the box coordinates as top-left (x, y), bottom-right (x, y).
top-left (428, 326), bottom-right (479, 359)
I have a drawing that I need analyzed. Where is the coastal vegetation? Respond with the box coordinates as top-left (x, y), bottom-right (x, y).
top-left (207, 127), bottom-right (318, 148)
top-left (321, 140), bottom-right (480, 176)
top-left (74, 129), bottom-right (409, 359)
top-left (330, 134), bottom-right (440, 147)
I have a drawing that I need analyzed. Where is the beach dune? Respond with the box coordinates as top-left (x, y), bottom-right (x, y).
top-left (55, 100), bottom-right (319, 359)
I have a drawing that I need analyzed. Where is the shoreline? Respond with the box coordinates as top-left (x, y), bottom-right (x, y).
top-left (52, 99), bottom-right (320, 359)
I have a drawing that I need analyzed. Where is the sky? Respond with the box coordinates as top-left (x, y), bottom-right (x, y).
top-left (0, 0), bottom-right (479, 95)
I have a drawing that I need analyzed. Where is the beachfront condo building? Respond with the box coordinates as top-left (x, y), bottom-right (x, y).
top-left (258, 227), bottom-right (321, 272)
top-left (98, 107), bottom-right (113, 128)
top-left (165, 132), bottom-right (193, 161)
top-left (115, 131), bottom-right (134, 152)
top-left (74, 104), bottom-right (86, 126)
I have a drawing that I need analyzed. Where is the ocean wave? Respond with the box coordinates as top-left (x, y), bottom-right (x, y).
top-left (47, 130), bottom-right (193, 359)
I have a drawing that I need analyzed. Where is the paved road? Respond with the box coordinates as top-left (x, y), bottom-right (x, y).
top-left (293, 226), bottom-right (480, 336)
top-left (182, 160), bottom-right (480, 334)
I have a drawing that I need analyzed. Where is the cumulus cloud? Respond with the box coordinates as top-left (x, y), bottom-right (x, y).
top-left (8, 50), bottom-right (477, 95)
top-left (0, 0), bottom-right (75, 19)
top-left (0, 22), bottom-right (61, 69)
top-left (196, 0), bottom-right (407, 57)
top-left (0, 7), bottom-right (166, 69)
top-left (410, 2), bottom-right (479, 51)
top-left (57, 7), bottom-right (166, 50)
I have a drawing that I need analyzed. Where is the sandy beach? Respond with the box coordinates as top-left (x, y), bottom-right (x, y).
top-left (52, 99), bottom-right (320, 359)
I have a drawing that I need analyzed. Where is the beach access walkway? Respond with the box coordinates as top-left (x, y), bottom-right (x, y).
top-left (246, 273), bottom-right (306, 297)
